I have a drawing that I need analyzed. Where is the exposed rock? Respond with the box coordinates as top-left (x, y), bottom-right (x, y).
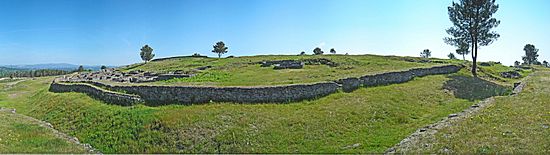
top-left (261, 60), bottom-right (303, 69)
top-left (260, 58), bottom-right (338, 68)
top-left (273, 61), bottom-right (304, 69)
top-left (173, 70), bottom-right (185, 74)
top-left (302, 58), bottom-right (338, 67)
top-left (342, 143), bottom-right (361, 149)
top-left (479, 62), bottom-right (492, 66)
top-left (519, 66), bottom-right (532, 69)
top-left (419, 59), bottom-right (431, 63)
top-left (403, 58), bottom-right (416, 62)
top-left (195, 66), bottom-right (212, 70)
top-left (448, 113), bottom-right (458, 118)
top-left (260, 62), bottom-right (272, 67)
top-left (501, 71), bottom-right (521, 79)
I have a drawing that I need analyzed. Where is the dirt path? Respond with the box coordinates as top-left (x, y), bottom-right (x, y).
top-left (385, 76), bottom-right (529, 154)
top-left (0, 107), bottom-right (100, 154)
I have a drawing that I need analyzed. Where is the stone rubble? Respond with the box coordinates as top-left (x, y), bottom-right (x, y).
top-left (59, 68), bottom-right (194, 83)
top-left (259, 58), bottom-right (339, 69)
top-left (501, 70), bottom-right (521, 79)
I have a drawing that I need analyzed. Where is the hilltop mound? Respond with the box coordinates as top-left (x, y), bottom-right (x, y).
top-left (0, 54), bottom-right (535, 153)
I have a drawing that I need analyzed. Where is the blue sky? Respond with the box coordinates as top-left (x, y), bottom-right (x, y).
top-left (0, 0), bottom-right (548, 66)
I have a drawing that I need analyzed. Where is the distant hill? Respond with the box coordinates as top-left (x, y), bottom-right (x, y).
top-left (1, 63), bottom-right (115, 71)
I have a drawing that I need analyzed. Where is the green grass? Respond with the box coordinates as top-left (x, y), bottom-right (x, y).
top-left (0, 69), bottom-right (507, 153)
top-left (473, 62), bottom-right (533, 86)
top-left (403, 68), bottom-right (550, 154)
top-left (121, 54), bottom-right (455, 86)
top-left (0, 110), bottom-right (87, 153)
top-left (0, 55), bottom-right (534, 153)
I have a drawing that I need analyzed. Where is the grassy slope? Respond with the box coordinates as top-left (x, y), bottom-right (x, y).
top-left (120, 55), bottom-right (454, 86)
top-left (0, 55), bottom-right (530, 153)
top-left (406, 67), bottom-right (550, 154)
top-left (0, 109), bottom-right (86, 153)
top-left (475, 62), bottom-right (533, 86)
top-left (1, 69), bottom-right (504, 153)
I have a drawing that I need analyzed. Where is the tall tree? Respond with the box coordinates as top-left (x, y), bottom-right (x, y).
top-left (448, 53), bottom-right (457, 59)
top-left (313, 47), bottom-right (323, 55)
top-left (140, 45), bottom-right (155, 63)
top-left (330, 48), bottom-right (336, 54)
top-left (212, 41), bottom-right (228, 58)
top-left (445, 0), bottom-right (500, 77)
top-left (420, 49), bottom-right (431, 58)
top-left (522, 44), bottom-right (539, 65)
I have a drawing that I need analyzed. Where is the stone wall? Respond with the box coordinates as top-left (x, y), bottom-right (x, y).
top-left (108, 82), bottom-right (339, 106)
top-left (49, 82), bottom-right (143, 106)
top-left (50, 64), bottom-right (462, 106)
top-left (342, 65), bottom-right (463, 92)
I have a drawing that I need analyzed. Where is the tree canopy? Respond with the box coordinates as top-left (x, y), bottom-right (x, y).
top-left (212, 41), bottom-right (229, 58)
top-left (313, 47), bottom-right (323, 55)
top-left (330, 48), bottom-right (336, 54)
top-left (420, 49), bottom-right (431, 58)
top-left (448, 53), bottom-right (457, 59)
top-left (140, 45), bottom-right (155, 62)
top-left (455, 41), bottom-right (470, 60)
top-left (522, 44), bottom-right (539, 65)
top-left (445, 0), bottom-right (500, 77)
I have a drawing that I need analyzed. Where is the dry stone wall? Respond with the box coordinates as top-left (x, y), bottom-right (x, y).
top-left (107, 82), bottom-right (339, 106)
top-left (50, 64), bottom-right (462, 106)
top-left (342, 65), bottom-right (463, 92)
top-left (49, 82), bottom-right (143, 106)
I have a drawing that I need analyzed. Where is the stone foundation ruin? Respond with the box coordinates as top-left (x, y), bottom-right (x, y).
top-left (50, 64), bottom-right (463, 106)
top-left (259, 58), bottom-right (338, 70)
top-left (62, 68), bottom-right (194, 83)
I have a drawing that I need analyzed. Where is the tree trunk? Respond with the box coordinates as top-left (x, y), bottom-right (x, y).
top-left (471, 41), bottom-right (478, 77)
top-left (462, 54), bottom-right (465, 61)
top-left (218, 53), bottom-right (221, 58)
top-left (471, 39), bottom-right (477, 77)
